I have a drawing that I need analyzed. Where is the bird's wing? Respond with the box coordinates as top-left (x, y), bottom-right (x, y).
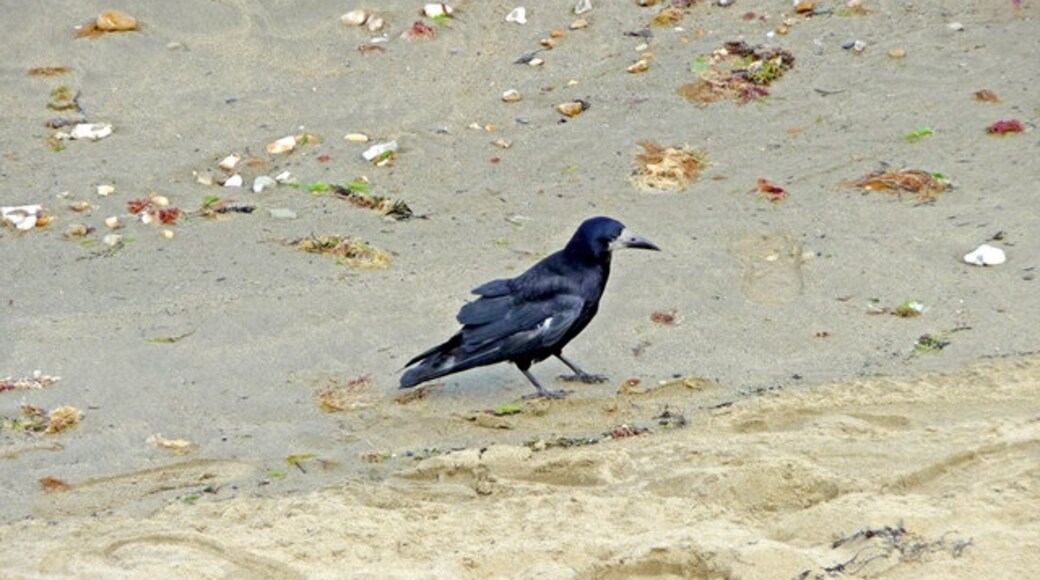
top-left (457, 293), bottom-right (585, 356)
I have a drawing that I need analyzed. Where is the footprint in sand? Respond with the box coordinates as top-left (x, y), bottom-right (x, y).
top-left (730, 232), bottom-right (804, 305)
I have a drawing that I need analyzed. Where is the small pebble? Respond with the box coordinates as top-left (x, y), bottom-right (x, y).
top-left (948, 22), bottom-right (964, 31)
top-left (341, 9), bottom-right (368, 26)
top-left (105, 216), bottom-right (121, 229)
top-left (570, 19), bottom-right (588, 30)
top-left (344, 133), bottom-right (370, 143)
top-left (151, 195), bottom-right (170, 207)
top-left (96, 184), bottom-right (115, 196)
top-left (161, 229), bottom-right (175, 239)
top-left (423, 3), bottom-right (453, 18)
top-left (501, 89), bottom-right (523, 102)
top-left (224, 174), bottom-right (243, 188)
top-left (63, 224), bottom-right (90, 238)
top-left (888, 48), bottom-right (906, 59)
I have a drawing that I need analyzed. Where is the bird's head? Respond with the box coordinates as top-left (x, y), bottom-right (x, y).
top-left (566, 216), bottom-right (660, 262)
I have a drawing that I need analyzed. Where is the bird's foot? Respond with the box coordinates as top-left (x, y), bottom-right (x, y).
top-left (557, 372), bottom-right (609, 384)
top-left (523, 388), bottom-right (572, 400)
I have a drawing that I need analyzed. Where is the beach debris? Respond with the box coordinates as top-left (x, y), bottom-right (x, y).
top-left (289, 235), bottom-right (391, 269)
top-left (914, 333), bottom-right (950, 353)
top-left (147, 434), bottom-right (196, 455)
top-left (681, 41), bottom-right (795, 105)
top-left (888, 48), bottom-right (906, 59)
top-left (63, 224), bottom-right (92, 238)
top-left (275, 171), bottom-right (295, 184)
top-left (268, 208), bottom-right (297, 220)
top-left (252, 175), bottom-right (277, 193)
top-left (28, 66), bottom-right (71, 77)
top-left (569, 18), bottom-right (589, 30)
top-left (196, 196), bottom-right (255, 219)
top-left (650, 6), bottom-right (684, 26)
top-left (218, 154), bottom-right (241, 171)
top-left (266, 134), bottom-right (305, 154)
top-left (574, 0), bottom-right (592, 14)
top-left (47, 86), bottom-right (79, 111)
top-left (367, 16), bottom-right (384, 32)
top-left (844, 168), bottom-right (949, 201)
top-left (506, 7), bottom-right (527, 25)
top-left (843, 40), bottom-right (867, 53)
top-left (316, 375), bottom-right (374, 412)
top-left (394, 383), bottom-right (440, 404)
top-left (344, 132), bottom-right (370, 143)
top-left (128, 196), bottom-right (181, 225)
top-left (973, 89), bottom-right (1001, 102)
top-left (501, 89), bottom-right (523, 103)
top-left (650, 310), bottom-right (681, 325)
top-left (423, 3), bottom-right (454, 18)
top-left (892, 300), bottom-right (925, 318)
top-left (905, 127), bottom-right (933, 142)
top-left (0, 371), bottom-right (61, 393)
top-left (55, 122), bottom-right (112, 142)
top-left (39, 476), bottom-right (72, 493)
top-left (630, 141), bottom-right (709, 192)
top-left (403, 21), bottom-right (436, 39)
top-left (97, 184), bottom-right (115, 196)
top-left (752, 178), bottom-right (788, 203)
top-left (948, 22), bottom-right (964, 31)
top-left (223, 174), bottom-right (243, 187)
top-left (147, 331), bottom-right (194, 344)
top-left (963, 244), bottom-right (1006, 267)
top-left (2, 205), bottom-right (50, 231)
top-left (556, 100), bottom-right (590, 117)
top-left (6, 405), bottom-right (84, 434)
top-left (987, 119), bottom-right (1025, 135)
top-left (627, 59), bottom-right (650, 73)
top-left (76, 10), bottom-right (138, 38)
top-left (304, 180), bottom-right (415, 220)
top-left (102, 233), bottom-right (123, 246)
top-left (104, 216), bottom-right (122, 229)
top-left (362, 140), bottom-right (398, 162)
top-left (340, 9), bottom-right (369, 26)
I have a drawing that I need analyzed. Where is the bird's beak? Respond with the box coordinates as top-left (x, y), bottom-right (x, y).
top-left (612, 228), bottom-right (660, 251)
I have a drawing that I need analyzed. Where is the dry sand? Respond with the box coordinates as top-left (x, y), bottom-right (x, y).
top-left (2, 1), bottom-right (1039, 578)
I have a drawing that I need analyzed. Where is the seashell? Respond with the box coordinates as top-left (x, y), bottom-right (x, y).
top-left (151, 195), bottom-right (170, 207)
top-left (161, 229), bottom-right (175, 239)
top-left (105, 216), bottom-right (121, 229)
top-left (540, 38), bottom-right (558, 48)
top-left (344, 132), bottom-right (370, 143)
top-left (888, 48), bottom-right (906, 59)
top-left (224, 174), bottom-right (243, 188)
top-left (362, 140), bottom-right (398, 161)
top-left (492, 139), bottom-right (512, 149)
top-left (252, 175), bottom-right (277, 193)
top-left (556, 100), bottom-right (589, 117)
top-left (501, 89), bottom-right (522, 103)
top-left (96, 184), bottom-right (115, 196)
top-left (506, 7), bottom-right (527, 24)
top-left (527, 57), bottom-right (544, 67)
top-left (64, 224), bottom-right (90, 237)
top-left (423, 3), bottom-right (453, 18)
top-left (367, 16), bottom-right (384, 32)
top-left (569, 18), bottom-right (588, 30)
top-left (266, 135), bottom-right (298, 154)
top-left (627, 59), bottom-right (650, 73)
top-left (102, 233), bottom-right (123, 246)
top-left (69, 200), bottom-right (92, 212)
top-left (69, 123), bottom-right (113, 141)
top-left (274, 171), bottom-right (295, 184)
top-left (218, 154), bottom-right (240, 171)
top-left (96, 10), bottom-right (137, 31)
top-left (574, 0), bottom-right (592, 15)
top-left (963, 244), bottom-right (1006, 266)
top-left (195, 171), bottom-right (215, 186)
top-left (341, 9), bottom-right (368, 26)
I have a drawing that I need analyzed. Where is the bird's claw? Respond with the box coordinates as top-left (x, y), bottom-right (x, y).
top-left (523, 388), bottom-right (572, 400)
top-left (557, 373), bottom-right (609, 384)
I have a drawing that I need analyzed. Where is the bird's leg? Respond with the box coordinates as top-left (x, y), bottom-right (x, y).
top-left (555, 354), bottom-right (608, 384)
top-left (517, 365), bottom-right (570, 399)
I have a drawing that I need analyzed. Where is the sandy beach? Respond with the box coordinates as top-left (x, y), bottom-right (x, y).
top-left (2, 1), bottom-right (1039, 577)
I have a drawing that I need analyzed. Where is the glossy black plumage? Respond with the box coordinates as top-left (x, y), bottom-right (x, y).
top-left (399, 216), bottom-right (659, 398)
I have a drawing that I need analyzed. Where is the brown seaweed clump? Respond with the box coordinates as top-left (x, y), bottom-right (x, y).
top-left (844, 168), bottom-right (949, 202)
top-left (631, 141), bottom-right (709, 192)
top-left (290, 235), bottom-right (391, 269)
top-left (681, 41), bottom-right (795, 105)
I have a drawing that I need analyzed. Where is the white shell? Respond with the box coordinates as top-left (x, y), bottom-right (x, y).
top-left (218, 154), bottom-right (241, 171)
top-left (105, 216), bottom-right (121, 229)
top-left (102, 233), bottom-right (123, 246)
top-left (266, 135), bottom-right (297, 154)
top-left (224, 174), bottom-right (243, 188)
top-left (252, 175), bottom-right (277, 193)
top-left (362, 140), bottom-right (398, 161)
top-left (506, 7), bottom-right (527, 24)
top-left (574, 0), bottom-right (592, 15)
top-left (341, 9), bottom-right (368, 26)
top-left (344, 132), bottom-right (370, 143)
top-left (963, 244), bottom-right (1006, 266)
top-left (423, 3), bottom-right (452, 18)
top-left (367, 16), bottom-right (384, 32)
top-left (69, 123), bottom-right (113, 141)
top-left (275, 171), bottom-right (295, 184)
top-left (501, 89), bottom-right (522, 102)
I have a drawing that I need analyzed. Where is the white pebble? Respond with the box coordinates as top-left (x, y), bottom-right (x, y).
top-left (963, 244), bottom-right (1005, 266)
top-left (224, 174), bottom-right (243, 188)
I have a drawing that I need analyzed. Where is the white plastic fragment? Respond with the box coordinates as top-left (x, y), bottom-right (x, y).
top-left (69, 123), bottom-right (113, 141)
top-left (506, 7), bottom-right (527, 24)
top-left (362, 140), bottom-right (398, 161)
top-left (224, 174), bottom-right (243, 188)
top-left (252, 175), bottom-right (277, 193)
top-left (1, 205), bottom-right (44, 230)
top-left (963, 244), bottom-right (1006, 266)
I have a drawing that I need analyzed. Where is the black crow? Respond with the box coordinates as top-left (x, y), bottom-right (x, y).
top-left (399, 216), bottom-right (660, 398)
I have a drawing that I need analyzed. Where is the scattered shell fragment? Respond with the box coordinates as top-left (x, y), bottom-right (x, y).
top-left (492, 138), bottom-right (512, 149)
top-left (218, 154), bottom-right (241, 171)
top-left (574, 0), bottom-right (592, 15)
top-left (275, 171), bottom-right (295, 184)
top-left (963, 244), bottom-right (1006, 266)
top-left (63, 224), bottom-right (90, 238)
top-left (570, 18), bottom-right (589, 30)
top-left (1, 205), bottom-right (45, 231)
top-left (252, 175), bottom-right (277, 193)
top-left (68, 200), bottom-right (92, 212)
top-left (340, 9), bottom-right (368, 26)
top-left (96, 10), bottom-right (137, 31)
top-left (96, 184), bottom-right (115, 196)
top-left (68, 123), bottom-right (113, 141)
top-left (151, 195), bottom-right (170, 208)
top-left (423, 3), bottom-right (453, 18)
top-left (362, 140), bottom-right (398, 161)
top-left (527, 57), bottom-right (544, 67)
top-left (161, 228), bottom-right (175, 239)
top-left (540, 38), bottom-right (558, 48)
top-left (344, 132), bottom-right (370, 143)
top-left (104, 216), bottom-right (121, 229)
top-left (146, 434), bottom-right (195, 454)
top-left (266, 135), bottom-right (298, 154)
top-left (948, 22), bottom-right (964, 31)
top-left (556, 100), bottom-right (590, 117)
top-left (224, 174), bottom-right (243, 188)
top-left (194, 171), bottom-right (214, 186)
top-left (103, 233), bottom-right (123, 246)
top-left (506, 7), bottom-right (527, 24)
top-left (888, 48), bottom-right (906, 59)
top-left (501, 89), bottom-right (523, 102)
top-left (627, 59), bottom-right (650, 73)
top-left (367, 16), bottom-right (384, 32)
